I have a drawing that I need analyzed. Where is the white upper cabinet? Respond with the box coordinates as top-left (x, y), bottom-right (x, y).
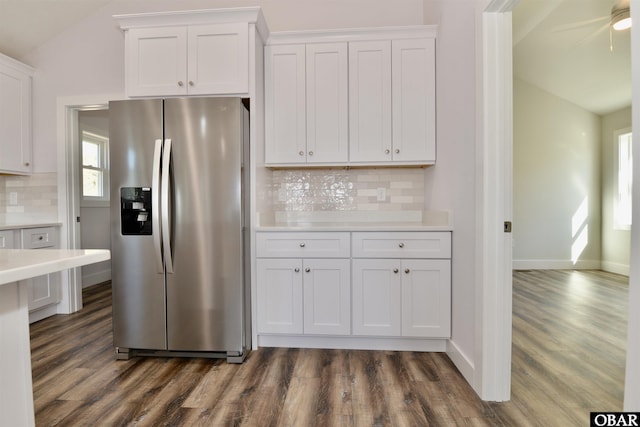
top-left (348, 40), bottom-right (392, 163)
top-left (265, 26), bottom-right (437, 167)
top-left (116, 8), bottom-right (268, 98)
top-left (265, 42), bottom-right (348, 165)
top-left (0, 54), bottom-right (33, 175)
top-left (126, 23), bottom-right (248, 97)
top-left (391, 38), bottom-right (436, 163)
top-left (265, 44), bottom-right (306, 164)
top-left (305, 43), bottom-right (348, 163)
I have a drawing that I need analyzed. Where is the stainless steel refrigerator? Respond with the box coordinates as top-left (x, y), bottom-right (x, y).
top-left (109, 97), bottom-right (250, 362)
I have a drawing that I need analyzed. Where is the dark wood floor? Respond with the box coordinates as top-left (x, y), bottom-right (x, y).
top-left (30, 269), bottom-right (628, 426)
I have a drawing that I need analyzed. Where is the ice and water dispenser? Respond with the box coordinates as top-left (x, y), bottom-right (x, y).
top-left (120, 187), bottom-right (152, 235)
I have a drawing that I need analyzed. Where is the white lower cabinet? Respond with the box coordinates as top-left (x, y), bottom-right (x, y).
top-left (256, 230), bottom-right (451, 348)
top-left (256, 232), bottom-right (351, 336)
top-left (352, 258), bottom-right (451, 338)
top-left (20, 227), bottom-right (61, 321)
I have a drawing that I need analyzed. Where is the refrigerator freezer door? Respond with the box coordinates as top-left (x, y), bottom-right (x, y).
top-left (164, 97), bottom-right (245, 353)
top-left (109, 99), bottom-right (168, 350)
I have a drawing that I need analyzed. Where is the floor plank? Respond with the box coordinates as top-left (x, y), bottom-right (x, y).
top-left (30, 270), bottom-right (627, 426)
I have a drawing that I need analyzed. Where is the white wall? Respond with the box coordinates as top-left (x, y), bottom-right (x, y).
top-left (601, 106), bottom-right (632, 276)
top-left (513, 78), bottom-right (602, 270)
top-left (23, 0), bottom-right (480, 396)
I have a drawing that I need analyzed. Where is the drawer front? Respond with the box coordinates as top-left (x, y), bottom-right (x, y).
top-left (21, 227), bottom-right (59, 249)
top-left (256, 232), bottom-right (350, 258)
top-left (352, 231), bottom-right (451, 259)
top-left (0, 230), bottom-right (14, 249)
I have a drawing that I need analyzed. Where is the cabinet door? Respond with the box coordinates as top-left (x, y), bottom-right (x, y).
top-left (401, 259), bottom-right (451, 338)
top-left (27, 274), bottom-right (60, 312)
top-left (348, 40), bottom-right (392, 163)
top-left (0, 64), bottom-right (32, 174)
top-left (306, 43), bottom-right (348, 163)
top-left (187, 23), bottom-right (248, 95)
top-left (303, 258), bottom-right (350, 335)
top-left (352, 259), bottom-right (401, 336)
top-left (126, 27), bottom-right (188, 97)
top-left (265, 44), bottom-right (307, 164)
top-left (392, 38), bottom-right (436, 163)
top-left (257, 259), bottom-right (303, 334)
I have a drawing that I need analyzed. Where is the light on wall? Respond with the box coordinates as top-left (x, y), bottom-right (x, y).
top-left (611, 5), bottom-right (632, 31)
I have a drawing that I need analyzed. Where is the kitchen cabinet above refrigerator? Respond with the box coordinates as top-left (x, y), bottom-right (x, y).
top-left (114, 7), bottom-right (269, 98)
top-left (264, 26), bottom-right (437, 168)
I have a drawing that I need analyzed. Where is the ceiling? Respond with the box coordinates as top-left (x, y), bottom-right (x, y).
top-left (513, 0), bottom-right (631, 115)
top-left (0, 0), bottom-right (632, 116)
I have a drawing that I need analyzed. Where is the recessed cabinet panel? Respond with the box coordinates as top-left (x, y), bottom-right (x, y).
top-left (348, 41), bottom-right (392, 163)
top-left (401, 259), bottom-right (451, 337)
top-left (265, 44), bottom-right (306, 164)
top-left (127, 27), bottom-right (187, 96)
top-left (256, 232), bottom-right (350, 258)
top-left (303, 259), bottom-right (351, 335)
top-left (352, 232), bottom-right (451, 259)
top-left (352, 259), bottom-right (401, 336)
top-left (188, 23), bottom-right (248, 94)
top-left (0, 55), bottom-right (32, 175)
top-left (257, 258), bottom-right (303, 334)
top-left (306, 43), bottom-right (348, 163)
top-left (392, 38), bottom-right (436, 163)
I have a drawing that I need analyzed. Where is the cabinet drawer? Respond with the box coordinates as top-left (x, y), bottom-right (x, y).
top-left (256, 232), bottom-right (350, 258)
top-left (352, 232), bottom-right (451, 259)
top-left (21, 227), bottom-right (58, 249)
top-left (0, 230), bottom-right (14, 249)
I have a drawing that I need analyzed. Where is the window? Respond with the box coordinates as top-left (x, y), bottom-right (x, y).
top-left (614, 129), bottom-right (632, 230)
top-left (81, 130), bottom-right (109, 205)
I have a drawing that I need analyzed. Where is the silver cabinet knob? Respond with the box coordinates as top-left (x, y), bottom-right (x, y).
top-left (299, 151), bottom-right (305, 156)
top-left (189, 81), bottom-right (194, 86)
top-left (385, 149), bottom-right (390, 154)
top-left (305, 267), bottom-right (311, 273)
top-left (405, 268), bottom-right (410, 274)
top-left (393, 268), bottom-right (399, 273)
top-left (395, 149), bottom-right (400, 154)
top-left (294, 268), bottom-right (300, 273)
top-left (38, 236), bottom-right (44, 241)
top-left (178, 81), bottom-right (184, 86)
top-left (398, 242), bottom-right (404, 248)
top-left (299, 242), bottom-right (305, 247)
top-left (308, 151), bottom-right (314, 156)
top-left (24, 162), bottom-right (30, 166)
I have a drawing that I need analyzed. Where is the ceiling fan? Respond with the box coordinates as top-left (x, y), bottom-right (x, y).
top-left (552, 0), bottom-right (631, 50)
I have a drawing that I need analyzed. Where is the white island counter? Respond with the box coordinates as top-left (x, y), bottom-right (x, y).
top-left (0, 249), bottom-right (111, 427)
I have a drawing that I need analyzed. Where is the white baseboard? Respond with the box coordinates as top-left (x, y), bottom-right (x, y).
top-left (446, 339), bottom-right (475, 387)
top-left (512, 259), bottom-right (601, 270)
top-left (82, 269), bottom-right (111, 288)
top-left (601, 261), bottom-right (630, 277)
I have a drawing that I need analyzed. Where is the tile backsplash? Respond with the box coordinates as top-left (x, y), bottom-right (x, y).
top-left (264, 168), bottom-right (426, 223)
top-left (0, 172), bottom-right (58, 223)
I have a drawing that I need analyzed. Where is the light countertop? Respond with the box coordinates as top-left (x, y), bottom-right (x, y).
top-left (0, 222), bottom-right (62, 231)
top-left (0, 249), bottom-right (111, 285)
top-left (255, 222), bottom-right (452, 232)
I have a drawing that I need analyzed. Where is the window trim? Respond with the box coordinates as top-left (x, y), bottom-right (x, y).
top-left (80, 129), bottom-right (110, 208)
top-left (614, 127), bottom-right (632, 231)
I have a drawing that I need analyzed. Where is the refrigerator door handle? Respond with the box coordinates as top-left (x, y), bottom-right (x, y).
top-left (161, 138), bottom-right (174, 274)
top-left (152, 139), bottom-right (164, 273)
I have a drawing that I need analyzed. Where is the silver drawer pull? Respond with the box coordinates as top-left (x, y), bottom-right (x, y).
top-left (393, 268), bottom-right (399, 273)
top-left (299, 151), bottom-right (305, 156)
top-left (305, 267), bottom-right (311, 273)
top-left (405, 268), bottom-right (410, 274)
top-left (308, 151), bottom-right (314, 156)
top-left (38, 236), bottom-right (44, 241)
top-left (178, 81), bottom-right (184, 87)
top-left (299, 242), bottom-right (305, 248)
top-left (395, 149), bottom-right (400, 154)
top-left (294, 268), bottom-right (300, 273)
top-left (398, 242), bottom-right (404, 248)
top-left (385, 149), bottom-right (390, 154)
top-left (189, 81), bottom-right (194, 86)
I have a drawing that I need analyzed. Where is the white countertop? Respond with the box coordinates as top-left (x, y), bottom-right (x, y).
top-left (0, 222), bottom-right (62, 231)
top-left (0, 249), bottom-right (111, 285)
top-left (255, 222), bottom-right (452, 232)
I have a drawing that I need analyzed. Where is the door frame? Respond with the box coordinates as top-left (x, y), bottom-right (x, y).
top-left (476, 0), bottom-right (517, 401)
top-left (56, 93), bottom-right (122, 313)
